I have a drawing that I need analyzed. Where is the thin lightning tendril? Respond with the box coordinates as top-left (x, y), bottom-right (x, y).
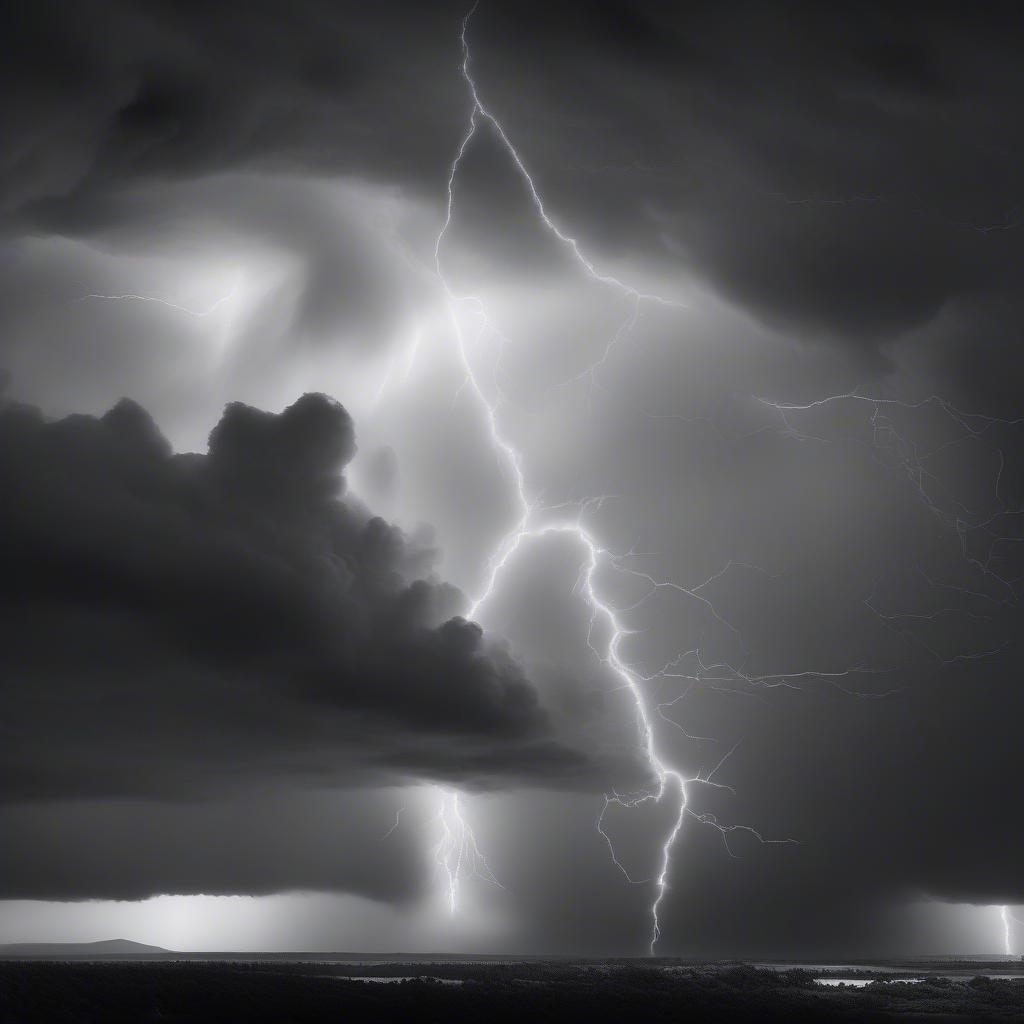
top-left (381, 807), bottom-right (405, 840)
top-left (758, 392), bottom-right (1024, 660)
top-left (83, 280), bottom-right (240, 319)
top-left (757, 393), bottom-right (1023, 587)
top-left (760, 393), bottom-right (1023, 950)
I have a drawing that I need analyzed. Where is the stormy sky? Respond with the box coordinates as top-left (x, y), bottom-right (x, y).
top-left (1, 0), bottom-right (1022, 957)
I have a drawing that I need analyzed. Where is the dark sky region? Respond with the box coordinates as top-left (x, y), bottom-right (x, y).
top-left (1, 0), bottom-right (1023, 957)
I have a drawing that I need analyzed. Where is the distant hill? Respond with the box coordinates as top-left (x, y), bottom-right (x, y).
top-left (0, 939), bottom-right (172, 958)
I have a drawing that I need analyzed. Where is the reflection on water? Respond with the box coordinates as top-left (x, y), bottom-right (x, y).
top-left (817, 978), bottom-right (924, 988)
top-left (754, 963), bottom-right (912, 974)
top-left (757, 962), bottom-right (1024, 982)
top-left (314, 975), bottom-right (463, 985)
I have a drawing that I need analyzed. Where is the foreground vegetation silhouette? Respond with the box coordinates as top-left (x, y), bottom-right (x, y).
top-left (3, 961), bottom-right (1024, 1022)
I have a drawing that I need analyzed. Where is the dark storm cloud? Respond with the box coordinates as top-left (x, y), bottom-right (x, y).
top-left (0, 391), bottom-right (609, 811)
top-left (0, 0), bottom-right (466, 223)
top-left (0, 792), bottom-right (427, 902)
top-left (462, 0), bottom-right (1024, 365)
top-left (5, 0), bottom-right (1024, 373)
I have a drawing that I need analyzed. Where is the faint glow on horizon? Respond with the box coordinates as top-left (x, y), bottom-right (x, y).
top-left (0, 896), bottom-right (282, 952)
top-left (0, 891), bottom-right (510, 953)
top-left (0, 896), bottom-right (1012, 956)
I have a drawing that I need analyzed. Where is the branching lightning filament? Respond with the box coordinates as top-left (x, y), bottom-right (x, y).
top-left (431, 790), bottom-right (504, 915)
top-left (425, 3), bottom-right (777, 951)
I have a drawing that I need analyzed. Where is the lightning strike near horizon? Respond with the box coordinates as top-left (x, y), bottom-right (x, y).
top-left (431, 790), bottom-right (505, 915)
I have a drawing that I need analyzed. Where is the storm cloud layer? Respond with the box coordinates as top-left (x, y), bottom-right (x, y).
top-left (4, 1), bottom-right (1024, 390)
top-left (0, 392), bottom-right (607, 803)
top-left (1, 0), bottom-right (1023, 955)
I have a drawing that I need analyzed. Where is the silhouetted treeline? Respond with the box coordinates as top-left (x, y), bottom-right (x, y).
top-left (2, 961), bottom-right (1024, 1022)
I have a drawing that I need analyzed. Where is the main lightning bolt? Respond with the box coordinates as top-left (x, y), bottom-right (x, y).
top-left (426, 3), bottom-right (730, 951)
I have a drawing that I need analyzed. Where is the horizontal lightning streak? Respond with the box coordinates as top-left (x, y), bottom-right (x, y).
top-left (83, 280), bottom-right (239, 319)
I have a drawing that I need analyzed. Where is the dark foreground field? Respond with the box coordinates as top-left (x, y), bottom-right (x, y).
top-left (3, 961), bottom-right (1024, 1023)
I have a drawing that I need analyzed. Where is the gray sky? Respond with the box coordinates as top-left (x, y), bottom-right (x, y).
top-left (1, 0), bottom-right (1022, 956)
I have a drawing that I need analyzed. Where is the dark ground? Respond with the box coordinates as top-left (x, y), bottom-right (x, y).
top-left (3, 961), bottom-right (1024, 1022)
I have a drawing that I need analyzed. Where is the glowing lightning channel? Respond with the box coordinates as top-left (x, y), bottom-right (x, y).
top-left (1002, 905), bottom-right (1014, 956)
top-left (451, 7), bottom-right (680, 310)
top-left (425, 2), bottom-right (699, 948)
top-left (426, 1), bottom-right (804, 949)
top-left (432, 790), bottom-right (505, 915)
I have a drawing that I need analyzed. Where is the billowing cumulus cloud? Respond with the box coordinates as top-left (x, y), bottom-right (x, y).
top-left (0, 391), bottom-right (633, 810)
